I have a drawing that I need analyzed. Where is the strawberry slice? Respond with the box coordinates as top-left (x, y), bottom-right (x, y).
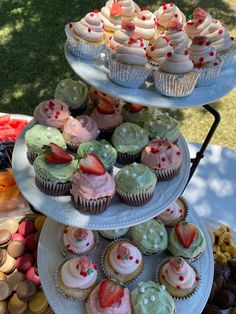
top-left (175, 222), bottom-right (197, 248)
top-left (0, 114), bottom-right (10, 126)
top-left (130, 104), bottom-right (145, 113)
top-left (79, 154), bottom-right (105, 175)
top-left (97, 99), bottom-right (115, 115)
top-left (98, 279), bottom-right (124, 308)
top-left (43, 143), bottom-right (72, 164)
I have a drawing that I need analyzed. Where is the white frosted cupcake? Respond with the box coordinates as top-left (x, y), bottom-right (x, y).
top-left (133, 9), bottom-right (157, 45)
top-left (185, 7), bottom-right (212, 39)
top-left (164, 19), bottom-right (190, 49)
top-left (147, 36), bottom-right (173, 66)
top-left (154, 2), bottom-right (186, 30)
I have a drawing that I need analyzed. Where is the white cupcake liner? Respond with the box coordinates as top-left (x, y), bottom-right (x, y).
top-left (156, 256), bottom-right (201, 300)
top-left (105, 45), bottom-right (116, 64)
top-left (218, 44), bottom-right (236, 70)
top-left (196, 56), bottom-right (224, 87)
top-left (72, 194), bottom-right (113, 214)
top-left (153, 69), bottom-right (200, 97)
top-left (117, 184), bottom-right (156, 206)
top-left (35, 174), bottom-right (71, 196)
top-left (109, 58), bottom-right (151, 88)
top-left (155, 162), bottom-right (181, 181)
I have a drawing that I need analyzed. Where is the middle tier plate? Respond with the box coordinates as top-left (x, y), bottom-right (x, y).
top-left (12, 120), bottom-right (190, 230)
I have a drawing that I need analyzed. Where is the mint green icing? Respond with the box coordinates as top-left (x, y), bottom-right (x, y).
top-left (54, 78), bottom-right (88, 109)
top-left (115, 163), bottom-right (157, 194)
top-left (99, 228), bottom-right (129, 239)
top-left (25, 124), bottom-right (67, 154)
top-left (122, 104), bottom-right (163, 126)
top-left (168, 224), bottom-right (206, 258)
top-left (143, 113), bottom-right (180, 142)
top-left (131, 219), bottom-right (168, 254)
top-left (77, 140), bottom-right (117, 170)
top-left (111, 122), bottom-right (149, 153)
top-left (131, 281), bottom-right (175, 314)
top-left (33, 155), bottom-right (78, 182)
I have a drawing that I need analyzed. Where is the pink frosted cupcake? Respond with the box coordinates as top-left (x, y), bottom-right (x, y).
top-left (133, 9), bottom-right (157, 44)
top-left (62, 115), bottom-right (99, 151)
top-left (154, 2), bottom-right (186, 30)
top-left (164, 19), bottom-right (190, 49)
top-left (33, 99), bottom-right (71, 129)
top-left (141, 139), bottom-right (182, 181)
top-left (147, 36), bottom-right (173, 66)
top-left (99, 2), bottom-right (123, 39)
top-left (185, 7), bottom-right (212, 39)
top-left (71, 154), bottom-right (115, 214)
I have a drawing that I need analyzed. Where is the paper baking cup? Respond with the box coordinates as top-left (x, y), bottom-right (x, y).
top-left (27, 150), bottom-right (38, 165)
top-left (35, 175), bottom-right (71, 196)
top-left (117, 151), bottom-right (141, 164)
top-left (153, 69), bottom-right (200, 97)
top-left (109, 58), bottom-right (151, 88)
top-left (196, 56), bottom-right (224, 87)
top-left (66, 142), bottom-right (79, 152)
top-left (72, 195), bottom-right (113, 214)
top-left (105, 45), bottom-right (116, 64)
top-left (117, 184), bottom-right (156, 206)
top-left (156, 256), bottom-right (201, 300)
top-left (155, 162), bottom-right (181, 181)
top-left (98, 127), bottom-right (115, 140)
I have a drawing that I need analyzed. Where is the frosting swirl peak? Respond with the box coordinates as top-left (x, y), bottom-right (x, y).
top-left (74, 12), bottom-right (104, 42)
top-left (116, 36), bottom-right (147, 65)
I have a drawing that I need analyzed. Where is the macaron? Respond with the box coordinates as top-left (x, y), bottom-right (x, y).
top-left (8, 294), bottom-right (28, 314)
top-left (26, 266), bottom-right (40, 286)
top-left (16, 280), bottom-right (37, 301)
top-left (25, 233), bottom-right (38, 251)
top-left (18, 221), bottom-right (34, 237)
top-left (0, 219), bottom-right (19, 234)
top-left (0, 280), bottom-right (12, 301)
top-left (0, 251), bottom-right (16, 274)
top-left (0, 229), bottom-right (12, 248)
top-left (15, 254), bottom-right (33, 273)
top-left (8, 270), bottom-right (25, 291)
top-left (34, 216), bottom-right (46, 231)
top-left (0, 272), bottom-right (7, 281)
top-left (29, 291), bottom-right (49, 314)
top-left (0, 300), bottom-right (8, 314)
top-left (7, 240), bottom-right (25, 258)
top-left (12, 233), bottom-right (25, 243)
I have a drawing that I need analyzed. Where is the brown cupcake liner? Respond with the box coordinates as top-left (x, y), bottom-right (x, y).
top-left (155, 162), bottom-right (181, 181)
top-left (66, 142), bottom-right (79, 152)
top-left (35, 175), bottom-right (71, 196)
top-left (97, 127), bottom-right (115, 140)
top-left (117, 184), bottom-right (156, 207)
top-left (117, 151), bottom-right (141, 165)
top-left (196, 56), bottom-right (224, 87)
top-left (72, 195), bottom-right (113, 214)
top-left (27, 150), bottom-right (38, 165)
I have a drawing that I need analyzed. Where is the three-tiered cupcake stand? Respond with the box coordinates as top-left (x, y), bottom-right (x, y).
top-left (12, 43), bottom-right (236, 313)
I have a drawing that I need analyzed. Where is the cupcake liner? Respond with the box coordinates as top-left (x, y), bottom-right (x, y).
top-left (109, 58), bottom-right (151, 88)
top-left (117, 151), bottom-right (141, 164)
top-left (117, 184), bottom-right (156, 206)
top-left (27, 150), bottom-right (38, 165)
top-left (156, 256), bottom-right (201, 300)
top-left (196, 56), bottom-right (224, 87)
top-left (218, 44), bottom-right (236, 70)
top-left (105, 44), bottom-right (116, 64)
top-left (153, 69), bottom-right (200, 97)
top-left (72, 195), bottom-right (113, 214)
top-left (66, 142), bottom-right (79, 152)
top-left (155, 162), bottom-right (181, 181)
top-left (97, 127), bottom-right (115, 140)
top-left (69, 103), bottom-right (86, 117)
top-left (35, 174), bottom-right (71, 196)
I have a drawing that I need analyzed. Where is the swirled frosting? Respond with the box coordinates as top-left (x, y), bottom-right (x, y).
top-left (109, 242), bottom-right (142, 275)
top-left (116, 38), bottom-right (147, 65)
top-left (62, 115), bottom-right (99, 145)
top-left (160, 257), bottom-right (198, 290)
top-left (207, 19), bottom-right (234, 52)
top-left (154, 3), bottom-right (185, 29)
top-left (133, 10), bottom-right (157, 41)
top-left (115, 163), bottom-right (157, 194)
top-left (33, 99), bottom-right (70, 129)
top-left (131, 281), bottom-right (175, 314)
top-left (99, 6), bottom-right (121, 33)
top-left (89, 87), bottom-right (120, 107)
top-left (165, 20), bottom-right (190, 48)
top-left (185, 7), bottom-right (212, 39)
top-left (63, 226), bottom-right (96, 254)
top-left (116, 0), bottom-right (136, 20)
top-left (189, 36), bottom-right (216, 65)
top-left (147, 36), bottom-right (173, 64)
top-left (157, 201), bottom-right (183, 225)
top-left (91, 106), bottom-right (123, 129)
top-left (141, 140), bottom-right (182, 170)
top-left (107, 21), bottom-right (136, 50)
top-left (71, 170), bottom-right (115, 200)
top-left (73, 12), bottom-right (104, 42)
top-left (61, 256), bottom-right (97, 289)
top-left (111, 122), bottom-right (149, 153)
top-left (122, 104), bottom-right (163, 126)
top-left (99, 228), bottom-right (129, 239)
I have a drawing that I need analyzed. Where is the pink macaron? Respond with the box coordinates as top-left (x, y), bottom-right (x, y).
top-left (18, 221), bottom-right (35, 237)
top-left (25, 233), bottom-right (38, 251)
top-left (12, 233), bottom-right (25, 243)
top-left (26, 266), bottom-right (40, 286)
top-left (15, 253), bottom-right (33, 273)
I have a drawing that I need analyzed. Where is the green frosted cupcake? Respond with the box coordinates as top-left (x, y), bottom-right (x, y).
top-left (54, 78), bottom-right (88, 116)
top-left (143, 113), bottom-right (180, 143)
top-left (131, 281), bottom-right (175, 314)
top-left (130, 219), bottom-right (168, 255)
top-left (25, 124), bottom-right (67, 164)
top-left (115, 162), bottom-right (157, 206)
top-left (99, 228), bottom-right (129, 240)
top-left (77, 140), bottom-right (117, 173)
top-left (111, 122), bottom-right (149, 164)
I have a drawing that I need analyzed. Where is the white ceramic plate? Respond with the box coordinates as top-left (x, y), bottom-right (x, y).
top-left (65, 44), bottom-right (236, 109)
top-left (12, 119), bottom-right (190, 230)
top-left (38, 204), bottom-right (214, 314)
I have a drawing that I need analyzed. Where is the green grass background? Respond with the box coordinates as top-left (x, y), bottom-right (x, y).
top-left (0, 0), bottom-right (235, 149)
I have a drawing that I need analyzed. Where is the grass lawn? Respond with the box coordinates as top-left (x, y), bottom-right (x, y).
top-left (0, 0), bottom-right (235, 150)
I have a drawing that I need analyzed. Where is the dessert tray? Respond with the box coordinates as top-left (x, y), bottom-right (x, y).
top-left (38, 204), bottom-right (214, 314)
top-left (12, 119), bottom-right (190, 229)
top-left (65, 45), bottom-right (236, 109)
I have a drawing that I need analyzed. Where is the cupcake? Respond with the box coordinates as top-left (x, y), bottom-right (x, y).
top-left (102, 240), bottom-right (143, 283)
top-left (133, 9), bottom-right (157, 44)
top-left (71, 154), bottom-right (115, 214)
top-left (34, 143), bottom-right (78, 196)
top-left (109, 34), bottom-right (151, 89)
top-left (156, 196), bottom-right (189, 227)
top-left (110, 0), bottom-right (136, 21)
top-left (147, 36), bottom-right (173, 66)
top-left (33, 99), bottom-right (71, 129)
top-left (131, 281), bottom-right (175, 314)
top-left (59, 225), bottom-right (98, 257)
top-left (153, 42), bottom-right (200, 97)
top-left (168, 221), bottom-right (206, 260)
top-left (86, 279), bottom-right (132, 314)
top-left (130, 219), bottom-right (168, 255)
top-left (99, 228), bottom-right (129, 240)
top-left (143, 113), bottom-right (180, 143)
top-left (185, 7), bottom-right (212, 39)
top-left (157, 256), bottom-right (200, 299)
top-left (111, 122), bottom-right (149, 164)
top-left (77, 140), bottom-right (117, 173)
top-left (165, 19), bottom-right (190, 49)
top-left (154, 2), bottom-right (185, 30)
top-left (24, 124), bottom-right (67, 164)
top-left (56, 256), bottom-right (98, 300)
top-left (65, 12), bottom-right (105, 60)
top-left (115, 162), bottom-right (157, 206)
top-left (141, 139), bottom-right (182, 181)
top-left (99, 2), bottom-right (123, 39)
top-left (54, 78), bottom-right (88, 116)
top-left (62, 115), bottom-right (99, 151)
top-left (89, 87), bottom-right (120, 107)
top-left (189, 36), bottom-right (224, 86)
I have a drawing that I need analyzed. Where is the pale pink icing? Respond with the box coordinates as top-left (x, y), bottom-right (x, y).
top-left (189, 36), bottom-right (216, 65)
top-left (154, 3), bottom-right (185, 29)
top-left (207, 20), bottom-right (234, 52)
top-left (147, 36), bottom-right (173, 64)
top-left (141, 139), bottom-right (182, 170)
top-left (61, 256), bottom-right (97, 289)
top-left (99, 6), bottom-right (121, 32)
top-left (71, 171), bottom-right (115, 200)
top-left (91, 108), bottom-right (123, 129)
top-left (133, 10), bottom-right (157, 41)
top-left (164, 23), bottom-right (190, 49)
top-left (185, 7), bottom-right (212, 39)
top-left (158, 201), bottom-right (183, 225)
top-left (105, 0), bottom-right (136, 20)
top-left (33, 99), bottom-right (70, 129)
top-left (62, 115), bottom-right (99, 144)
top-left (160, 257), bottom-right (197, 289)
top-left (86, 283), bottom-right (131, 314)
top-left (107, 24), bottom-right (135, 50)
top-left (89, 87), bottom-right (120, 107)
top-left (63, 226), bottom-right (95, 254)
top-left (109, 242), bottom-right (142, 275)
top-left (116, 38), bottom-right (147, 65)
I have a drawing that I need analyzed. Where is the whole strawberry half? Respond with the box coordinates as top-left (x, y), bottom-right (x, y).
top-left (79, 153), bottom-right (105, 175)
top-left (98, 279), bottom-right (124, 308)
top-left (175, 222), bottom-right (197, 248)
top-left (97, 99), bottom-right (115, 115)
top-left (130, 104), bottom-right (145, 113)
top-left (43, 143), bottom-right (72, 164)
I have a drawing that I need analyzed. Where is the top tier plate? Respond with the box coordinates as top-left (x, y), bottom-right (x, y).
top-left (65, 44), bottom-right (236, 108)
